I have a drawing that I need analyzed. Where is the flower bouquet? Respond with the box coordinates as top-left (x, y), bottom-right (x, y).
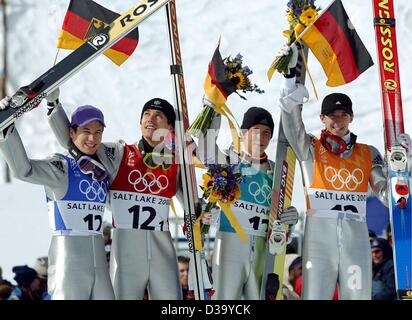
top-left (269, 0), bottom-right (320, 77)
top-left (188, 47), bottom-right (264, 139)
top-left (199, 164), bottom-right (243, 235)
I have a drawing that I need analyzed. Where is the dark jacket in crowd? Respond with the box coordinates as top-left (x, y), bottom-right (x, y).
top-left (371, 238), bottom-right (396, 300)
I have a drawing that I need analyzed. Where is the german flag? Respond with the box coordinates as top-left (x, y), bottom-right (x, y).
top-left (57, 0), bottom-right (139, 66)
top-left (204, 45), bottom-right (236, 106)
top-left (301, 0), bottom-right (373, 87)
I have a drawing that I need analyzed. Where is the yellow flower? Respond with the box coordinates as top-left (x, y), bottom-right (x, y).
top-left (209, 191), bottom-right (221, 203)
top-left (234, 187), bottom-right (241, 200)
top-left (202, 173), bottom-right (214, 191)
top-left (287, 9), bottom-right (297, 27)
top-left (228, 71), bottom-right (246, 90)
top-left (300, 7), bottom-right (318, 26)
top-left (221, 170), bottom-right (227, 177)
top-left (287, 15), bottom-right (297, 27)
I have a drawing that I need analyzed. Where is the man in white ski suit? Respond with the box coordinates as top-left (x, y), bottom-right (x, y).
top-left (47, 92), bottom-right (187, 299)
top-left (197, 102), bottom-right (299, 300)
top-left (277, 45), bottom-right (411, 299)
top-left (0, 97), bottom-right (114, 300)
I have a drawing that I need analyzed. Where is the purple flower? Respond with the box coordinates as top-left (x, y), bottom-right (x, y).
top-left (227, 181), bottom-right (236, 190)
top-left (243, 66), bottom-right (252, 76)
top-left (235, 53), bottom-right (243, 61)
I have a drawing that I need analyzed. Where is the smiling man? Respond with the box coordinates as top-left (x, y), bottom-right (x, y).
top-left (279, 84), bottom-right (389, 300)
top-left (275, 43), bottom-right (412, 299)
top-left (0, 98), bottom-right (114, 300)
top-left (47, 93), bottom-right (184, 300)
top-left (196, 103), bottom-right (299, 300)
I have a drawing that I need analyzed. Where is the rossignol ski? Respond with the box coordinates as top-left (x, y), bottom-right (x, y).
top-left (0, 0), bottom-right (169, 131)
top-left (260, 43), bottom-right (308, 300)
top-left (372, 0), bottom-right (412, 300)
top-left (165, 0), bottom-right (212, 300)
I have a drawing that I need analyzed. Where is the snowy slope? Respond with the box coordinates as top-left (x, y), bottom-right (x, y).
top-left (0, 0), bottom-right (411, 282)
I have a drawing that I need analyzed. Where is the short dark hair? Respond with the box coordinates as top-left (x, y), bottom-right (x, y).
top-left (177, 256), bottom-right (190, 264)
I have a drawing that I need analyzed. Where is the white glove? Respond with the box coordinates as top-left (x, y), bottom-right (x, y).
top-left (397, 133), bottom-right (411, 156)
top-left (0, 96), bottom-right (12, 110)
top-left (277, 43), bottom-right (298, 74)
top-left (0, 123), bottom-right (15, 141)
top-left (279, 206), bottom-right (299, 225)
top-left (278, 83), bottom-right (309, 113)
top-left (201, 203), bottom-right (220, 226)
top-left (46, 88), bottom-right (60, 105)
top-left (46, 88), bottom-right (60, 116)
top-left (202, 94), bottom-right (215, 109)
top-left (268, 220), bottom-right (286, 255)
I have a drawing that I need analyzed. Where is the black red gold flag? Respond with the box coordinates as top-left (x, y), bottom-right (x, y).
top-left (57, 0), bottom-right (139, 66)
top-left (301, 0), bottom-right (373, 87)
top-left (204, 45), bottom-right (236, 105)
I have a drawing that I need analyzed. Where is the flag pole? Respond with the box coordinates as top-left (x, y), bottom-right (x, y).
top-left (53, 48), bottom-right (61, 66)
top-left (287, 0), bottom-right (336, 99)
top-left (290, 0), bottom-right (337, 45)
top-left (0, 0), bottom-right (11, 183)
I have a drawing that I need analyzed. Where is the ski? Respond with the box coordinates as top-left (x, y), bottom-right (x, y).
top-left (372, 0), bottom-right (412, 300)
top-left (260, 43), bottom-right (308, 300)
top-left (165, 0), bottom-right (210, 300)
top-left (0, 0), bottom-right (170, 131)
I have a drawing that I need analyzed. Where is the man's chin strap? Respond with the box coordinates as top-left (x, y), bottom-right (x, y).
top-left (320, 129), bottom-right (357, 155)
top-left (68, 141), bottom-right (102, 164)
top-left (68, 141), bottom-right (84, 160)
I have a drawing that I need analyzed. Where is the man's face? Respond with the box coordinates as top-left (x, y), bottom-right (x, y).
top-left (38, 277), bottom-right (48, 297)
top-left (29, 277), bottom-right (43, 298)
top-left (69, 120), bottom-right (104, 155)
top-left (243, 124), bottom-right (272, 157)
top-left (140, 109), bottom-right (172, 146)
top-left (178, 262), bottom-right (189, 287)
top-left (372, 248), bottom-right (384, 265)
top-left (289, 265), bottom-right (302, 285)
top-left (320, 110), bottom-right (353, 138)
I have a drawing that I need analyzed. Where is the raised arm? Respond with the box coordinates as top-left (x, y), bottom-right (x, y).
top-left (47, 103), bottom-right (71, 150)
top-left (0, 124), bottom-right (69, 198)
top-left (196, 100), bottom-right (229, 166)
top-left (279, 77), bottom-right (313, 162)
top-left (46, 89), bottom-right (71, 149)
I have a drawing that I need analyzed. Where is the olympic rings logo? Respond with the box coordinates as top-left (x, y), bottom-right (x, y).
top-left (324, 166), bottom-right (364, 191)
top-left (79, 180), bottom-right (107, 202)
top-left (128, 169), bottom-right (169, 195)
top-left (248, 181), bottom-right (272, 204)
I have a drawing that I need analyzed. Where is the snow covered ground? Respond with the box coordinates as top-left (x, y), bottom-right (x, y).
top-left (0, 0), bottom-right (411, 282)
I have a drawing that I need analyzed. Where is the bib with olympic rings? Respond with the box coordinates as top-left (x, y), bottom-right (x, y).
top-left (110, 144), bottom-right (178, 231)
top-left (219, 163), bottom-right (273, 237)
top-left (46, 155), bottom-right (109, 236)
top-left (306, 138), bottom-right (372, 217)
